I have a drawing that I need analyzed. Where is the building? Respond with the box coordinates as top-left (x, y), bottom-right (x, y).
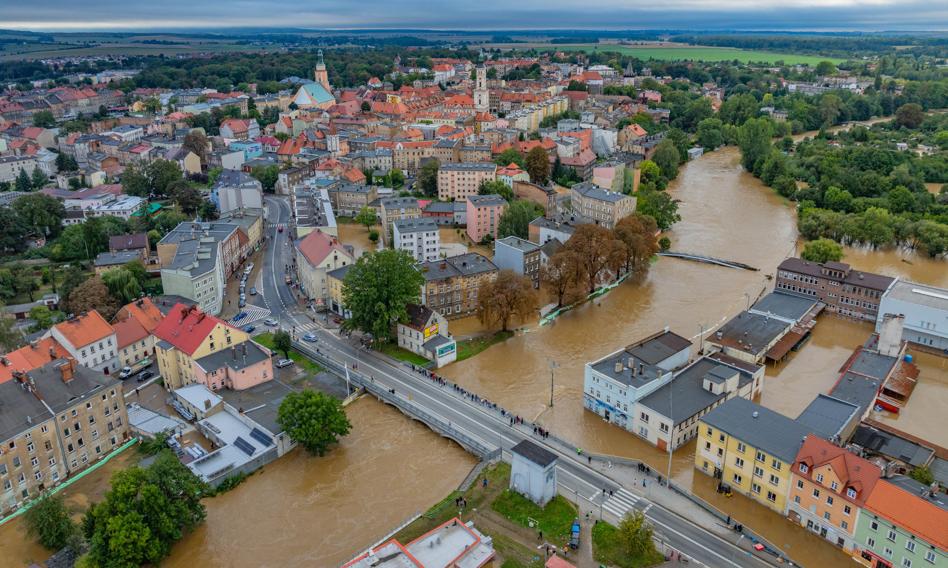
top-left (497, 162), bottom-right (529, 187)
top-left (466, 194), bottom-right (507, 243)
top-left (158, 222), bottom-right (240, 315)
top-left (379, 196), bottom-right (421, 242)
top-left (0, 337), bottom-right (71, 384)
top-left (696, 397), bottom-right (812, 514)
top-left (108, 232), bottom-right (149, 261)
top-left (876, 280), bottom-right (948, 351)
top-left (393, 218), bottom-right (440, 263)
top-left (326, 265), bottom-right (353, 318)
top-left (437, 162), bottom-right (496, 201)
top-left (569, 182), bottom-right (636, 230)
top-left (330, 183), bottom-right (378, 217)
top-left (493, 236), bottom-right (541, 288)
top-left (292, 51), bottom-right (336, 110)
top-left (0, 359), bottom-right (129, 514)
top-left (295, 229), bottom-right (354, 305)
top-left (396, 304), bottom-right (457, 367)
top-left (111, 298), bottom-right (164, 370)
top-left (213, 169), bottom-right (264, 216)
top-left (474, 64), bottom-right (490, 112)
top-left (419, 253), bottom-right (499, 319)
top-left (49, 311), bottom-right (118, 374)
top-left (510, 440), bottom-right (558, 506)
top-left (0, 155), bottom-right (39, 183)
top-left (787, 436), bottom-right (882, 552)
top-left (794, 394), bottom-right (861, 444)
top-left (343, 517), bottom-right (495, 568)
top-left (828, 326), bottom-right (915, 419)
top-left (94, 250), bottom-right (145, 275)
top-left (583, 330), bottom-right (692, 427)
top-left (775, 258), bottom-right (895, 321)
top-left (853, 476), bottom-right (947, 568)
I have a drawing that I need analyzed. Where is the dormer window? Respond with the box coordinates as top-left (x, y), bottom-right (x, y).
top-left (799, 463), bottom-right (809, 474)
top-left (846, 488), bottom-right (857, 499)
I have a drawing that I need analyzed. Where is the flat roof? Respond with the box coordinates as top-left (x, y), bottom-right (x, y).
top-left (640, 357), bottom-right (754, 424)
top-left (496, 236), bottom-right (540, 253)
top-left (711, 311), bottom-right (791, 355)
top-left (394, 217), bottom-right (439, 234)
top-left (884, 280), bottom-right (948, 311)
top-left (852, 424), bottom-right (934, 467)
top-left (829, 373), bottom-right (880, 417)
top-left (749, 292), bottom-right (818, 323)
top-left (217, 378), bottom-right (295, 435)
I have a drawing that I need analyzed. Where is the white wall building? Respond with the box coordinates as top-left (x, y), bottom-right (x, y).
top-left (392, 218), bottom-right (440, 262)
top-left (49, 311), bottom-right (119, 373)
top-left (510, 440), bottom-right (557, 506)
top-left (877, 280), bottom-right (948, 351)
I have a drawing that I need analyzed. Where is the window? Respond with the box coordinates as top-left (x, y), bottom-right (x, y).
top-left (841, 520), bottom-right (848, 530)
top-left (870, 521), bottom-right (878, 531)
top-left (751, 483), bottom-right (761, 494)
top-left (823, 511), bottom-right (831, 521)
top-left (831, 481), bottom-right (839, 491)
top-left (847, 488), bottom-right (857, 499)
top-left (799, 463), bottom-right (809, 473)
top-left (771, 459), bottom-right (781, 471)
top-left (735, 457), bottom-right (744, 468)
top-left (888, 530), bottom-right (897, 542)
top-left (26, 442), bottom-right (34, 452)
top-left (797, 480), bottom-right (804, 489)
top-left (718, 433), bottom-right (724, 442)
top-left (813, 488), bottom-right (821, 498)
top-left (816, 473), bottom-right (824, 483)
top-left (906, 541), bottom-right (915, 553)
top-left (30, 457), bottom-right (38, 467)
top-left (766, 491), bottom-right (777, 503)
top-left (926, 551), bottom-right (936, 563)
top-left (706, 427), bottom-right (712, 436)
top-left (12, 457), bottom-right (20, 468)
top-left (827, 496), bottom-right (834, 506)
top-left (867, 537), bottom-right (876, 548)
top-left (754, 466), bottom-right (764, 477)
top-left (844, 505), bottom-right (851, 516)
top-left (794, 495), bottom-right (801, 504)
top-left (736, 442), bottom-right (746, 453)
top-left (769, 474), bottom-right (779, 486)
top-left (756, 450), bottom-right (766, 462)
top-left (733, 473), bottom-right (743, 484)
top-left (884, 547), bottom-right (893, 558)
top-left (902, 559), bottom-right (912, 568)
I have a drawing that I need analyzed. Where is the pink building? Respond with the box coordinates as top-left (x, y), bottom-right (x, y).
top-left (466, 194), bottom-right (508, 243)
top-left (192, 341), bottom-right (274, 391)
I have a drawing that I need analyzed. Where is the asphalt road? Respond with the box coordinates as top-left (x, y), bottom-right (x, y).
top-left (257, 195), bottom-right (776, 568)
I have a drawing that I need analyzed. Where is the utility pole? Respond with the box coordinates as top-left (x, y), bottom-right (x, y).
top-left (666, 371), bottom-right (674, 486)
top-left (548, 359), bottom-right (558, 407)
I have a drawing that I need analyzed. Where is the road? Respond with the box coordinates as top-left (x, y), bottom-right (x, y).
top-left (257, 196), bottom-right (777, 568)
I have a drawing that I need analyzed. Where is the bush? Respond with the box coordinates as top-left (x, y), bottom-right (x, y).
top-left (24, 493), bottom-right (78, 550)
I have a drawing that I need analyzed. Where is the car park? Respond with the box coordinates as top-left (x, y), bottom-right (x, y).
top-left (233, 311), bottom-right (248, 321)
top-left (275, 359), bottom-right (294, 368)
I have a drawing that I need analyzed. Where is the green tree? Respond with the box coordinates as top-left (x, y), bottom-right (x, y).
top-left (66, 276), bottom-right (120, 320)
top-left (277, 390), bottom-right (351, 456)
top-left (478, 179), bottom-right (513, 202)
top-left (616, 510), bottom-right (658, 561)
top-left (498, 200), bottom-right (544, 240)
top-left (16, 168), bottom-right (32, 192)
top-left (909, 465), bottom-right (935, 486)
top-left (354, 206), bottom-right (377, 231)
top-left (102, 267), bottom-right (144, 304)
top-left (494, 148), bottom-right (524, 168)
top-left (273, 330), bottom-right (292, 358)
top-left (148, 159), bottom-right (183, 197)
top-left (801, 238), bottom-right (844, 263)
top-left (55, 153), bottom-right (79, 172)
top-left (524, 146), bottom-right (551, 185)
top-left (477, 270), bottom-right (538, 331)
top-left (169, 180), bottom-right (203, 215)
top-left (250, 165), bottom-right (279, 193)
top-left (815, 61), bottom-right (837, 76)
top-left (0, 207), bottom-right (29, 255)
top-left (11, 264), bottom-right (38, 302)
top-left (342, 249), bottom-right (425, 343)
top-left (696, 118), bottom-right (724, 150)
top-left (652, 139), bottom-right (680, 180)
top-left (388, 168), bottom-right (405, 189)
top-left (182, 131), bottom-right (209, 165)
top-left (417, 159), bottom-right (440, 198)
top-left (32, 110), bottom-right (55, 128)
top-left (121, 163), bottom-right (151, 197)
top-left (24, 493), bottom-right (78, 551)
top-left (636, 189), bottom-right (681, 231)
top-left (360, 101), bottom-right (371, 112)
top-left (0, 302), bottom-right (24, 351)
top-left (737, 118), bottom-right (773, 175)
top-left (28, 305), bottom-right (59, 331)
top-left (85, 451), bottom-right (208, 568)
top-left (895, 103), bottom-right (924, 129)
top-left (31, 166), bottom-right (48, 190)
top-left (12, 193), bottom-right (66, 238)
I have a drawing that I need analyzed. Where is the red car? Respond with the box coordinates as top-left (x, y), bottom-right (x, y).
top-left (278, 225), bottom-right (284, 233)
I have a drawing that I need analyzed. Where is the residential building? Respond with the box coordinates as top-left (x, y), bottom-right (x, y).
top-left (0, 155), bottom-right (39, 183)
top-left (396, 304), bottom-right (457, 368)
top-left (108, 232), bottom-right (149, 261)
top-left (497, 162), bottom-right (529, 187)
top-left (0, 337), bottom-right (71, 384)
top-left (94, 250), bottom-right (145, 275)
top-left (330, 183), bottom-right (378, 217)
top-left (393, 218), bottom-right (440, 263)
top-left (326, 265), bottom-right (353, 318)
top-left (421, 200), bottom-right (463, 226)
top-left (787, 436), bottom-right (882, 552)
top-left (219, 118), bottom-right (260, 141)
top-left (569, 182), bottom-right (636, 230)
top-left (343, 517), bottom-right (495, 568)
top-left (295, 229), bottom-right (355, 304)
top-left (775, 258), bottom-right (895, 321)
top-left (111, 298), bottom-right (164, 370)
top-left (0, 359), bottom-right (129, 514)
top-left (466, 194), bottom-right (507, 243)
top-left (153, 303), bottom-right (270, 392)
top-left (49, 311), bottom-right (118, 374)
top-left (213, 169), bottom-right (264, 216)
top-left (437, 162), bottom-right (497, 201)
top-left (379, 196), bottom-right (421, 241)
top-left (158, 222), bottom-right (240, 315)
top-left (419, 253), bottom-right (499, 319)
top-left (853, 476), bottom-right (947, 568)
top-left (493, 236), bottom-right (541, 288)
top-left (876, 280), bottom-right (948, 351)
top-left (794, 394), bottom-right (861, 444)
top-left (695, 397), bottom-right (812, 514)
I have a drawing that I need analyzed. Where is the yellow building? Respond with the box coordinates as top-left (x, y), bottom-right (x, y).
top-left (695, 398), bottom-right (810, 514)
top-left (326, 264), bottom-right (352, 317)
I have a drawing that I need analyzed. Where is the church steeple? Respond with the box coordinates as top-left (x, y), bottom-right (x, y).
top-left (314, 49), bottom-right (330, 92)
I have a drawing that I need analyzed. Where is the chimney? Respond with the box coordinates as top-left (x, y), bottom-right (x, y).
top-left (49, 346), bottom-right (56, 358)
top-left (614, 361), bottom-right (623, 374)
top-left (204, 399), bottom-right (211, 411)
top-left (232, 346), bottom-right (237, 360)
top-left (58, 360), bottom-right (74, 383)
top-left (30, 341), bottom-right (38, 350)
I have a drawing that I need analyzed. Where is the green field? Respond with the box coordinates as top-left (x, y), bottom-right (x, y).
top-left (495, 43), bottom-right (843, 65)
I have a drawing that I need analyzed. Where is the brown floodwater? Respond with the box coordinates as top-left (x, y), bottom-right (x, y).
top-left (163, 397), bottom-right (476, 568)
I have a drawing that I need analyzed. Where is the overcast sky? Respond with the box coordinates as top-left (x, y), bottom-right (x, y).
top-left (3, 0), bottom-right (946, 31)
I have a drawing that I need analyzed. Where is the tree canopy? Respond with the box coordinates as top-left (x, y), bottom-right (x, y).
top-left (342, 249), bottom-right (424, 343)
top-left (277, 390), bottom-right (351, 456)
top-left (497, 201), bottom-right (544, 240)
top-left (477, 270), bottom-right (538, 331)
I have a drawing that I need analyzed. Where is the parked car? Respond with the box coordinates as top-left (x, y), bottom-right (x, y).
top-left (264, 318), bottom-right (278, 327)
top-left (278, 225), bottom-right (284, 233)
top-left (137, 371), bottom-right (154, 383)
top-left (233, 312), bottom-right (248, 321)
top-left (275, 359), bottom-right (294, 368)
top-left (239, 293), bottom-right (246, 302)
top-left (243, 325), bottom-right (256, 333)
top-left (302, 332), bottom-right (318, 342)
top-left (569, 520), bottom-right (580, 549)
top-left (238, 299), bottom-right (246, 308)
top-left (284, 275), bottom-right (292, 285)
top-left (250, 287), bottom-right (257, 296)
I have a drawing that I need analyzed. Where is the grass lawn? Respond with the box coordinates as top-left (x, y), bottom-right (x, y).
top-left (456, 330), bottom-right (514, 362)
top-left (592, 521), bottom-right (665, 568)
top-left (491, 491), bottom-right (578, 545)
top-left (254, 332), bottom-right (324, 374)
top-left (543, 44), bottom-right (842, 65)
top-left (377, 342), bottom-right (430, 366)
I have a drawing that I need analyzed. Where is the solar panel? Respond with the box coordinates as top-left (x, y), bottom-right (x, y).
top-left (250, 428), bottom-right (273, 447)
top-left (233, 436), bottom-right (256, 456)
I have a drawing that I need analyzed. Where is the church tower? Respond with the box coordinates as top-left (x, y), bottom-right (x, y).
top-left (314, 49), bottom-right (330, 92)
top-left (474, 63), bottom-right (489, 113)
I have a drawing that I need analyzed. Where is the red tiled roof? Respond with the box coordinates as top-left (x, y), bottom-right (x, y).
top-left (793, 436), bottom-right (881, 506)
top-left (296, 229), bottom-right (351, 268)
top-left (152, 303), bottom-right (228, 356)
top-left (52, 311), bottom-right (114, 349)
top-left (112, 317), bottom-right (149, 350)
top-left (114, 297), bottom-right (164, 333)
top-left (0, 338), bottom-right (71, 384)
top-left (865, 479), bottom-right (948, 549)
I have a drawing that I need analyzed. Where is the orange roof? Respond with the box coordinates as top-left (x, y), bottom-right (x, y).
top-left (865, 479), bottom-right (948, 549)
top-left (625, 123), bottom-right (648, 137)
top-left (444, 94), bottom-right (475, 107)
top-left (296, 229), bottom-right (352, 268)
top-left (114, 297), bottom-right (164, 333)
top-left (0, 338), bottom-right (70, 384)
top-left (343, 168), bottom-right (366, 183)
top-left (546, 556), bottom-right (576, 568)
top-left (112, 317), bottom-right (149, 350)
top-left (52, 311), bottom-right (114, 349)
top-left (793, 436), bottom-right (881, 506)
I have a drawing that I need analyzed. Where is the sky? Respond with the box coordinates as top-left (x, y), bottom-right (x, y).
top-left (2, 0), bottom-right (946, 32)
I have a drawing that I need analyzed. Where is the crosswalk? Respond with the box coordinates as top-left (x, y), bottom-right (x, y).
top-left (231, 304), bottom-right (271, 327)
top-left (601, 488), bottom-right (641, 520)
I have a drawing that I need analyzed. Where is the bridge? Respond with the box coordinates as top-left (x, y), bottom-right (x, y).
top-left (289, 337), bottom-right (787, 568)
top-left (658, 251), bottom-right (759, 271)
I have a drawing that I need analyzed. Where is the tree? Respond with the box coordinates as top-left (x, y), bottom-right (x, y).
top-left (273, 330), bottom-right (292, 358)
top-left (737, 118), bottom-right (773, 175)
top-left (815, 61), bottom-right (837, 76)
top-left (497, 200), bottom-right (544, 240)
top-left (564, 224), bottom-right (623, 293)
top-left (66, 276), bottom-right (119, 320)
top-left (169, 181), bottom-right (203, 215)
top-left (342, 250), bottom-right (425, 343)
top-left (616, 511), bottom-right (658, 560)
top-left (360, 101), bottom-right (371, 112)
top-left (84, 451), bottom-right (207, 568)
top-left (0, 303), bottom-right (23, 352)
top-left (652, 140), bottom-right (681, 180)
top-left (198, 199), bottom-right (218, 221)
top-left (121, 162), bottom-right (151, 197)
top-left (494, 148), bottom-right (524, 168)
top-left (696, 118), bottom-right (724, 150)
top-left (250, 165), bottom-right (279, 193)
top-left (478, 179), bottom-right (513, 202)
top-left (909, 465), bottom-right (935, 486)
top-left (16, 168), bottom-right (32, 192)
top-left (614, 213), bottom-right (660, 273)
top-left (801, 238), bottom-right (844, 263)
top-left (31, 166), bottom-right (47, 190)
top-left (524, 146), bottom-right (551, 185)
top-left (541, 250), bottom-right (584, 307)
top-left (277, 390), bottom-right (351, 456)
top-left (147, 159), bottom-right (184, 197)
top-left (388, 168), bottom-right (405, 189)
top-left (636, 190), bottom-right (680, 231)
top-left (11, 264), bottom-right (38, 302)
top-left (354, 206), bottom-right (377, 231)
top-left (24, 493), bottom-right (77, 550)
top-left (417, 159), bottom-right (440, 197)
top-left (895, 103), bottom-right (924, 129)
top-left (0, 208), bottom-right (29, 255)
top-left (32, 110), bottom-right (55, 128)
top-left (182, 131), bottom-right (209, 165)
top-left (102, 268), bottom-right (143, 304)
top-left (29, 305), bottom-right (59, 331)
top-left (477, 270), bottom-right (538, 331)
top-left (56, 153), bottom-right (79, 172)
top-left (12, 193), bottom-right (66, 238)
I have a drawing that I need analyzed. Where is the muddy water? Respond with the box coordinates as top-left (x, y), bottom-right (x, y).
top-left (164, 397), bottom-right (476, 568)
top-left (337, 223), bottom-right (379, 258)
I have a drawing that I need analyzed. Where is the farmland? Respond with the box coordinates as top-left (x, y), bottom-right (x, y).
top-left (485, 42), bottom-right (844, 65)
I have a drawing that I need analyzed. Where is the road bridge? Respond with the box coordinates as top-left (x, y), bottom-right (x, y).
top-left (658, 251), bottom-right (759, 271)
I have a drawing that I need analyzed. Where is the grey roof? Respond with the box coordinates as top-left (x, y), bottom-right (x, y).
top-left (700, 397), bottom-right (812, 463)
top-left (847, 348), bottom-right (897, 381)
top-left (749, 292), bottom-right (818, 323)
top-left (795, 394), bottom-right (860, 440)
top-left (711, 311), bottom-right (792, 355)
top-left (394, 217), bottom-right (439, 234)
top-left (214, 168), bottom-right (262, 190)
top-left (628, 331), bottom-right (692, 366)
top-left (883, 280), bottom-right (948, 311)
top-left (194, 341), bottom-right (271, 373)
top-left (640, 358), bottom-right (754, 424)
top-left (828, 373), bottom-right (880, 417)
top-left (511, 440), bottom-right (557, 467)
top-left (419, 253), bottom-right (498, 281)
top-left (94, 250), bottom-right (143, 267)
top-left (423, 334), bottom-right (453, 350)
top-left (159, 222), bottom-right (238, 277)
top-left (439, 162), bottom-right (496, 172)
top-left (496, 236), bottom-right (540, 254)
top-left (0, 379), bottom-right (53, 443)
top-left (930, 457), bottom-right (948, 487)
top-left (380, 196), bottom-right (420, 210)
top-left (851, 424), bottom-right (934, 467)
top-left (217, 378), bottom-right (295, 435)
top-left (777, 257), bottom-right (895, 292)
top-left (327, 264), bottom-right (354, 281)
top-left (571, 181), bottom-right (629, 203)
top-left (423, 201), bottom-right (455, 214)
top-left (467, 194), bottom-right (507, 208)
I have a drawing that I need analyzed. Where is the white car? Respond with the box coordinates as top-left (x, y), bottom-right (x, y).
top-left (264, 318), bottom-right (278, 326)
top-left (275, 359), bottom-right (294, 368)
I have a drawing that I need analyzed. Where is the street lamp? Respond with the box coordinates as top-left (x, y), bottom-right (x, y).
top-left (548, 359), bottom-right (558, 407)
top-left (743, 292), bottom-right (751, 311)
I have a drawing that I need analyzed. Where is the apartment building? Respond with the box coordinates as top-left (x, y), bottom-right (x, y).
top-left (569, 182), bottom-right (636, 230)
top-left (393, 218), bottom-right (441, 262)
top-left (775, 258), bottom-right (895, 321)
top-left (466, 194), bottom-right (507, 243)
top-left (379, 197), bottom-right (421, 242)
top-left (49, 311), bottom-right (118, 374)
top-left (329, 183), bottom-right (379, 217)
top-left (111, 298), bottom-right (164, 369)
top-left (419, 253), bottom-right (499, 319)
top-left (493, 236), bottom-right (541, 288)
top-left (876, 280), bottom-right (948, 351)
top-left (295, 229), bottom-right (355, 304)
top-left (0, 359), bottom-right (129, 514)
top-left (437, 162), bottom-right (497, 201)
top-left (158, 222), bottom-right (241, 315)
